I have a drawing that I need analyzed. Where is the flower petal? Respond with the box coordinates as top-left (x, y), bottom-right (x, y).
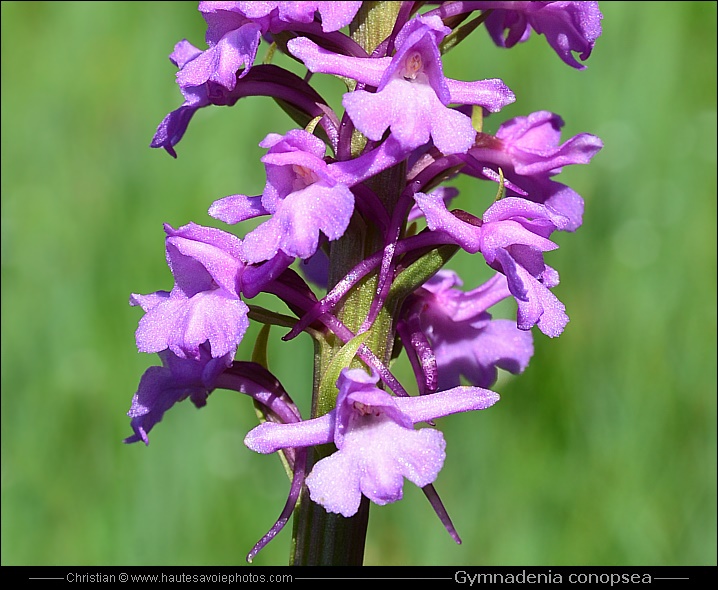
top-left (244, 413), bottom-right (334, 454)
top-left (395, 386), bottom-right (500, 423)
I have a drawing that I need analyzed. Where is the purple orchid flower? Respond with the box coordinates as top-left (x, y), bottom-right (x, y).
top-left (288, 14), bottom-right (515, 154)
top-left (171, 1), bottom-right (362, 103)
top-left (481, 198), bottom-right (570, 336)
top-left (462, 111), bottom-right (603, 230)
top-left (245, 367), bottom-right (499, 518)
top-left (473, 1), bottom-right (603, 70)
top-left (130, 222), bottom-right (250, 360)
top-left (125, 345), bottom-right (232, 445)
top-left (403, 270), bottom-right (534, 391)
top-left (209, 128), bottom-right (410, 264)
top-left (149, 29), bottom-right (261, 159)
top-left (414, 194), bottom-right (570, 337)
top-left (209, 129), bottom-right (354, 263)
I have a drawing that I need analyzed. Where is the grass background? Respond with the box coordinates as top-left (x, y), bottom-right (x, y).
top-left (1, 1), bottom-right (715, 566)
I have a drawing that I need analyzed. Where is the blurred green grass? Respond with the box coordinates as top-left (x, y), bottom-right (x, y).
top-left (1, 1), bottom-right (715, 566)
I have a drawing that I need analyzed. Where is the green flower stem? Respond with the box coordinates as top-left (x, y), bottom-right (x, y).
top-left (290, 174), bottom-right (403, 566)
top-left (290, 2), bottom-right (404, 566)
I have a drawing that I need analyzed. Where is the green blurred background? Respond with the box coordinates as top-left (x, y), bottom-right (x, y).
top-left (1, 1), bottom-right (715, 566)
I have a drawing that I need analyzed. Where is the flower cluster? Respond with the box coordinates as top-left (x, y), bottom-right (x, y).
top-left (128, 1), bottom-right (603, 563)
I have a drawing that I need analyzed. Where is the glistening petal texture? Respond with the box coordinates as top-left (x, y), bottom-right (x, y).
top-left (469, 318), bottom-right (534, 377)
top-left (413, 192), bottom-right (482, 253)
top-left (165, 223), bottom-right (244, 296)
top-left (131, 224), bottom-right (248, 359)
top-left (232, 1), bottom-right (279, 21)
top-left (394, 386), bottom-right (500, 423)
top-left (175, 290), bottom-right (249, 358)
top-left (240, 217), bottom-right (284, 263)
top-left (408, 187), bottom-right (458, 222)
top-left (244, 413), bottom-right (334, 454)
top-left (451, 273), bottom-right (513, 322)
top-left (289, 1), bottom-right (362, 32)
top-left (242, 182), bottom-right (354, 262)
top-left (316, 1), bottom-right (362, 31)
top-left (305, 444), bottom-right (362, 517)
top-left (432, 325), bottom-right (495, 390)
top-left (129, 290), bottom-right (170, 314)
top-left (508, 177), bottom-right (585, 232)
top-left (176, 23), bottom-right (261, 90)
top-left (208, 194), bottom-right (269, 225)
top-left (230, 1), bottom-right (361, 32)
top-left (430, 320), bottom-right (530, 390)
top-left (343, 77), bottom-right (477, 153)
top-left (134, 297), bottom-right (187, 354)
top-left (287, 37), bottom-right (389, 86)
top-left (446, 78), bottom-right (516, 112)
top-left (306, 418), bottom-right (446, 516)
top-left (170, 39), bottom-right (203, 69)
top-left (494, 249), bottom-right (568, 336)
top-left (495, 111), bottom-right (604, 176)
top-left (480, 219), bottom-right (559, 261)
top-left (244, 367), bottom-right (501, 518)
top-left (358, 421), bottom-right (446, 503)
top-left (482, 196), bottom-right (569, 230)
top-left (136, 290), bottom-right (249, 359)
